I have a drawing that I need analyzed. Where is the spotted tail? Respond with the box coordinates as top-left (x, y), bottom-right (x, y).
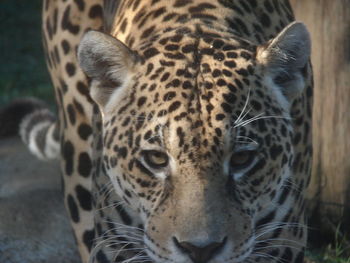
top-left (0, 97), bottom-right (60, 160)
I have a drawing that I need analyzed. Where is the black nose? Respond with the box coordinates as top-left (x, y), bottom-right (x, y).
top-left (173, 237), bottom-right (226, 263)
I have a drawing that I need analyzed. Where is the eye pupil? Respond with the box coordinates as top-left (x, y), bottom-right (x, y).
top-left (143, 150), bottom-right (169, 169)
top-left (232, 152), bottom-right (250, 164)
top-left (230, 150), bottom-right (255, 171)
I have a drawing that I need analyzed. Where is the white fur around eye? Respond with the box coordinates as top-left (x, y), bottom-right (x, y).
top-left (230, 156), bottom-right (259, 181)
top-left (152, 170), bottom-right (167, 180)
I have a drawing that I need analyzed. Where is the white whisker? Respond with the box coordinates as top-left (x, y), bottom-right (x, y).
top-left (234, 114), bottom-right (291, 129)
top-left (235, 135), bottom-right (259, 145)
top-left (234, 87), bottom-right (251, 125)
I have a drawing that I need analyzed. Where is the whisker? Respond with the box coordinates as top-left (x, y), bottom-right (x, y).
top-left (113, 242), bottom-right (138, 261)
top-left (121, 250), bottom-right (148, 263)
top-left (93, 182), bottom-right (114, 199)
top-left (251, 251), bottom-right (281, 262)
top-left (238, 106), bottom-right (253, 125)
top-left (255, 237), bottom-right (304, 247)
top-left (235, 135), bottom-right (259, 145)
top-left (254, 243), bottom-right (302, 252)
top-left (234, 87), bottom-right (251, 125)
top-left (233, 112), bottom-right (264, 128)
top-left (256, 221), bottom-right (307, 231)
top-left (96, 200), bottom-right (126, 212)
top-left (234, 114), bottom-right (291, 129)
top-left (255, 225), bottom-right (304, 240)
top-left (101, 220), bottom-right (145, 232)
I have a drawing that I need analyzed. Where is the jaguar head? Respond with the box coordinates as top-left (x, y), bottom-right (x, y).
top-left (78, 21), bottom-right (310, 262)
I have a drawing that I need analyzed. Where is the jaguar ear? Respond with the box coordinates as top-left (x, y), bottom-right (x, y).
top-left (78, 30), bottom-right (137, 108)
top-left (257, 22), bottom-right (311, 100)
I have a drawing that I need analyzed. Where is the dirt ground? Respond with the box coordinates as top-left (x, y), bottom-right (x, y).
top-left (0, 137), bottom-right (80, 263)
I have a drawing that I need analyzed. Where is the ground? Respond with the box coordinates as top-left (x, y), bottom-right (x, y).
top-left (0, 137), bottom-right (80, 263)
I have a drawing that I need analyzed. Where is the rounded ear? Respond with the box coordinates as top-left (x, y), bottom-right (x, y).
top-left (77, 31), bottom-right (137, 107)
top-left (257, 22), bottom-right (311, 100)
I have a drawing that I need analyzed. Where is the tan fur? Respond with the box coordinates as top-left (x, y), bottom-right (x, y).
top-left (42, 1), bottom-right (312, 262)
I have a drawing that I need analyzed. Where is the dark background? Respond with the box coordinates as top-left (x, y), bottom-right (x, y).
top-left (0, 0), bottom-right (53, 105)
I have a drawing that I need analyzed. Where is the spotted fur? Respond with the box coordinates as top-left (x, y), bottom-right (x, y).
top-left (2, 0), bottom-right (313, 263)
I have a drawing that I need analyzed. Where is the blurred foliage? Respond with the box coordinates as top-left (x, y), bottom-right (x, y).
top-left (307, 224), bottom-right (350, 263)
top-left (320, 225), bottom-right (350, 263)
top-left (0, 0), bottom-right (53, 105)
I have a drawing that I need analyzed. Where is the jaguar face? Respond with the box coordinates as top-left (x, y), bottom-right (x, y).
top-left (78, 21), bottom-right (310, 262)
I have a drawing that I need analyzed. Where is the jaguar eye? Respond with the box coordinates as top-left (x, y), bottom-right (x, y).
top-left (143, 150), bottom-right (169, 169)
top-left (229, 150), bottom-right (256, 172)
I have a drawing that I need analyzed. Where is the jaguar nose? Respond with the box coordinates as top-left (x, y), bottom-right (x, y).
top-left (173, 236), bottom-right (227, 263)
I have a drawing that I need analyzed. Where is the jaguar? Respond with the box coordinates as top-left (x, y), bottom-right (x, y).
top-left (1, 0), bottom-right (313, 262)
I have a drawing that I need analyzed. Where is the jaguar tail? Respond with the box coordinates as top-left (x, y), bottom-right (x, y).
top-left (0, 97), bottom-right (60, 160)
